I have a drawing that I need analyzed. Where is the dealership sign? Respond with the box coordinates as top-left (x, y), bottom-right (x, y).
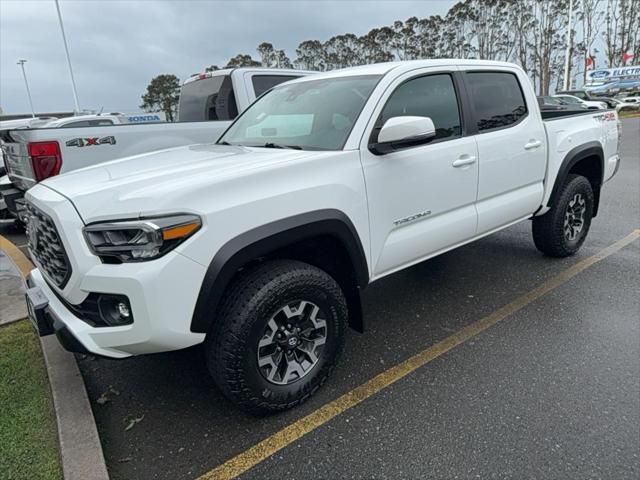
top-left (586, 65), bottom-right (640, 81)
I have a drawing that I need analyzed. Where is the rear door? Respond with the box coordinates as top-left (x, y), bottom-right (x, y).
top-left (359, 68), bottom-right (479, 278)
top-left (461, 68), bottom-right (547, 234)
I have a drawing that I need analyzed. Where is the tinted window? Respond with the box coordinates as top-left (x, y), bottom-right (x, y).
top-left (467, 72), bottom-right (527, 131)
top-left (378, 74), bottom-right (461, 141)
top-left (61, 120), bottom-right (91, 128)
top-left (177, 75), bottom-right (238, 122)
top-left (90, 119), bottom-right (114, 126)
top-left (252, 75), bottom-right (299, 97)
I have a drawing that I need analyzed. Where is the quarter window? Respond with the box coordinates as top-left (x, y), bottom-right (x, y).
top-left (378, 74), bottom-right (462, 141)
top-left (466, 72), bottom-right (527, 131)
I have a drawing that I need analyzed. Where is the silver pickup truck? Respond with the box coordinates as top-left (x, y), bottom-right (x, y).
top-left (0, 67), bottom-right (308, 221)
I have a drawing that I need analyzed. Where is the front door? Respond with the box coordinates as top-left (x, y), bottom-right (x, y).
top-left (360, 70), bottom-right (479, 279)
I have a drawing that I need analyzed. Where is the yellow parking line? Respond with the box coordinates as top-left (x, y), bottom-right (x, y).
top-left (199, 229), bottom-right (640, 480)
top-left (0, 234), bottom-right (33, 278)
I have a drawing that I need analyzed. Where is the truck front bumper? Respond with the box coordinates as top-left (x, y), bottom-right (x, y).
top-left (25, 275), bottom-right (92, 355)
top-left (26, 251), bottom-right (208, 359)
top-left (0, 176), bottom-right (25, 220)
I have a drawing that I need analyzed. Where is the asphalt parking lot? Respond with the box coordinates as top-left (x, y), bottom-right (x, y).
top-left (2, 119), bottom-right (639, 479)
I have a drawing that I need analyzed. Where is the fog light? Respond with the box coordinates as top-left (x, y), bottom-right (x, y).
top-left (117, 302), bottom-right (130, 319)
top-left (97, 294), bottom-right (134, 326)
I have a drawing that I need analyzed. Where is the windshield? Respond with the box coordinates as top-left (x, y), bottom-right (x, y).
top-left (218, 75), bottom-right (381, 151)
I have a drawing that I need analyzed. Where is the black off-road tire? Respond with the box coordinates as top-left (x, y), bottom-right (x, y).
top-left (205, 259), bottom-right (347, 415)
top-left (532, 174), bottom-right (594, 257)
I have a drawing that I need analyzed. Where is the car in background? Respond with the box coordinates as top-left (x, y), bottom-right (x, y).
top-left (615, 95), bottom-right (640, 104)
top-left (607, 98), bottom-right (640, 113)
top-left (39, 113), bottom-right (166, 128)
top-left (588, 79), bottom-right (640, 96)
top-left (0, 68), bottom-right (311, 223)
top-left (537, 96), bottom-right (586, 111)
top-left (557, 89), bottom-right (618, 108)
top-left (552, 94), bottom-right (607, 110)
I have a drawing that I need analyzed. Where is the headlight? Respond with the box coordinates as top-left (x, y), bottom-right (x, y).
top-left (83, 214), bottom-right (201, 262)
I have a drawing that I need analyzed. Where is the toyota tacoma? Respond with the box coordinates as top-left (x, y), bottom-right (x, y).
top-left (23, 60), bottom-right (620, 414)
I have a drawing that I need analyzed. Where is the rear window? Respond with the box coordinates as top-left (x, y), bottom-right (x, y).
top-left (251, 75), bottom-right (300, 97)
top-left (466, 72), bottom-right (527, 132)
top-left (177, 75), bottom-right (238, 122)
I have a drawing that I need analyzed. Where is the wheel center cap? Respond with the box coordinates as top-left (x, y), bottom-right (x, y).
top-left (287, 336), bottom-right (298, 348)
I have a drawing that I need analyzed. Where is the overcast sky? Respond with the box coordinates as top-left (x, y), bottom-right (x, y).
top-left (0, 0), bottom-right (454, 114)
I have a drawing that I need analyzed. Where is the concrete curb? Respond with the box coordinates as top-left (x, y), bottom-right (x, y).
top-left (0, 235), bottom-right (109, 480)
top-left (41, 335), bottom-right (110, 480)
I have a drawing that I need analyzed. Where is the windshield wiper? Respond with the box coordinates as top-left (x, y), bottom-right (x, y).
top-left (262, 142), bottom-right (303, 150)
top-left (217, 141), bottom-right (232, 146)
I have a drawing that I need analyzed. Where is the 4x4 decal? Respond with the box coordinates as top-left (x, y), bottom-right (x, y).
top-left (66, 136), bottom-right (116, 147)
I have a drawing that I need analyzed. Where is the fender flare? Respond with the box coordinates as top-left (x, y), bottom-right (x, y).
top-left (190, 209), bottom-right (369, 334)
top-left (547, 141), bottom-right (604, 216)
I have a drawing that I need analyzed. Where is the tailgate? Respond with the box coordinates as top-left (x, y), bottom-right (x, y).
top-left (0, 141), bottom-right (35, 190)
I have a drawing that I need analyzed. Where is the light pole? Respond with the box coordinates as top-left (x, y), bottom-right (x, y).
top-left (54, 0), bottom-right (81, 113)
top-left (17, 60), bottom-right (36, 118)
top-left (562, 0), bottom-right (575, 91)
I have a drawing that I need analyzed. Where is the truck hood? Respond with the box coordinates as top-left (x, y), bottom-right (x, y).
top-left (40, 143), bottom-right (324, 221)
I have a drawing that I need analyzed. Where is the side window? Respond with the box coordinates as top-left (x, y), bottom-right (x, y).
top-left (251, 75), bottom-right (299, 97)
top-left (378, 74), bottom-right (462, 141)
top-left (89, 120), bottom-right (114, 126)
top-left (61, 120), bottom-right (91, 128)
top-left (206, 75), bottom-right (238, 121)
top-left (466, 72), bottom-right (528, 132)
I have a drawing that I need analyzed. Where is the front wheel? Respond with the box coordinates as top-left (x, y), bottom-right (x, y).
top-left (206, 259), bottom-right (347, 415)
top-left (532, 174), bottom-right (594, 257)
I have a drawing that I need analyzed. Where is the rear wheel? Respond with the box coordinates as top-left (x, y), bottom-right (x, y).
top-left (532, 174), bottom-right (594, 257)
top-left (206, 259), bottom-right (347, 415)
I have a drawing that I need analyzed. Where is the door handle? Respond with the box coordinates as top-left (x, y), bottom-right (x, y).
top-left (524, 140), bottom-right (542, 150)
top-left (452, 155), bottom-right (477, 168)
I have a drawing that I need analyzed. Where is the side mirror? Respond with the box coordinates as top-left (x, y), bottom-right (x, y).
top-left (370, 116), bottom-right (436, 155)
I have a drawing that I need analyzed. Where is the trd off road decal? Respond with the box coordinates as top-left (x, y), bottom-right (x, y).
top-left (593, 112), bottom-right (616, 122)
top-left (66, 136), bottom-right (116, 147)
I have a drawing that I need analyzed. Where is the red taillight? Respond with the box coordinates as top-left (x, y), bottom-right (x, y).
top-left (197, 73), bottom-right (207, 80)
top-left (28, 141), bottom-right (62, 181)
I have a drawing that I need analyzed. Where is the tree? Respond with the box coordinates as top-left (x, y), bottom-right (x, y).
top-left (273, 50), bottom-right (293, 68)
top-left (257, 42), bottom-right (276, 66)
top-left (295, 40), bottom-right (326, 70)
top-left (225, 54), bottom-right (261, 68)
top-left (604, 0), bottom-right (640, 67)
top-left (140, 74), bottom-right (180, 122)
top-left (578, 0), bottom-right (605, 81)
top-left (205, 65), bottom-right (220, 72)
top-left (257, 42), bottom-right (292, 68)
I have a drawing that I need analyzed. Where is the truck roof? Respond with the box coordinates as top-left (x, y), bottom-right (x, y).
top-left (183, 67), bottom-right (314, 85)
top-left (283, 59), bottom-right (523, 83)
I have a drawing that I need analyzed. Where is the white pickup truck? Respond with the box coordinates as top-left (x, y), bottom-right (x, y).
top-left (0, 68), bottom-right (307, 220)
top-left (23, 60), bottom-right (620, 414)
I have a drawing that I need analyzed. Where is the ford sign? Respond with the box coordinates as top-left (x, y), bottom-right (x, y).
top-left (587, 65), bottom-right (640, 81)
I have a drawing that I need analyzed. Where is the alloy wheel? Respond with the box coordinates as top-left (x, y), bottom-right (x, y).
top-left (256, 300), bottom-right (328, 385)
top-left (564, 193), bottom-right (586, 241)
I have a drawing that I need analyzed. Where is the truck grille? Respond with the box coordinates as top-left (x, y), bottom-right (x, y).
top-left (26, 202), bottom-right (72, 288)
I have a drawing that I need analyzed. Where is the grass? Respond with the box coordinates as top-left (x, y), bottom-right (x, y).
top-left (618, 110), bottom-right (640, 119)
top-left (0, 321), bottom-right (62, 480)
